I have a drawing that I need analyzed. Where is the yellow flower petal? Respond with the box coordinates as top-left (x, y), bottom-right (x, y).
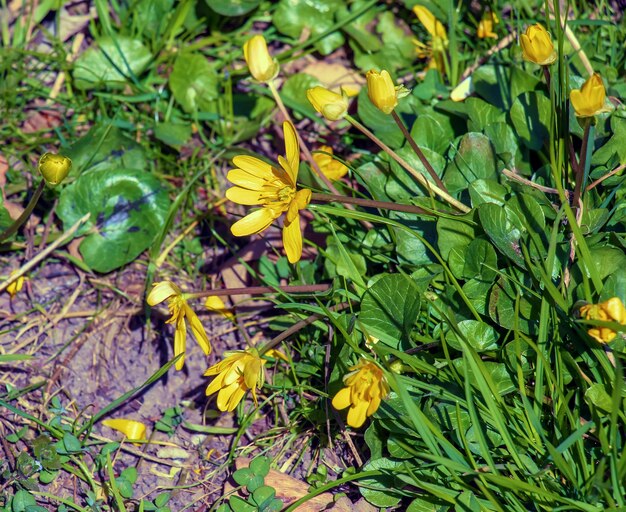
top-left (231, 155), bottom-right (275, 182)
top-left (206, 295), bottom-right (234, 320)
top-left (413, 5), bottom-right (447, 41)
top-left (102, 419), bottom-right (147, 443)
top-left (332, 387), bottom-right (352, 410)
top-left (147, 281), bottom-right (180, 306)
top-left (174, 315), bottom-right (186, 370)
top-left (243, 35), bottom-right (279, 83)
top-left (306, 86), bottom-right (349, 121)
top-left (6, 272), bottom-right (24, 300)
top-left (185, 305), bottom-right (210, 355)
top-left (346, 400), bottom-right (369, 428)
top-left (283, 213), bottom-right (303, 264)
top-left (225, 187), bottom-right (264, 205)
top-left (520, 24), bottom-right (556, 65)
top-left (366, 69), bottom-right (398, 115)
top-left (231, 208), bottom-right (278, 237)
top-left (570, 74), bottom-right (606, 118)
top-left (313, 146), bottom-right (349, 181)
top-left (282, 121), bottom-right (300, 183)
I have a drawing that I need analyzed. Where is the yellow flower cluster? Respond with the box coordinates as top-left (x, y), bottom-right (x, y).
top-left (332, 358), bottom-right (389, 428)
top-left (579, 297), bottom-right (626, 343)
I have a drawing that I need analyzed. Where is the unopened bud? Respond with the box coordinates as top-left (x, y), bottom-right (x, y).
top-left (38, 153), bottom-right (72, 186)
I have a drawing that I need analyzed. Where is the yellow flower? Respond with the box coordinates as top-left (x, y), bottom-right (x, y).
top-left (520, 24), bottom-right (557, 66)
top-left (205, 348), bottom-right (266, 412)
top-left (478, 12), bottom-right (498, 39)
top-left (570, 74), bottom-right (606, 118)
top-left (412, 5), bottom-right (448, 73)
top-left (366, 70), bottom-right (409, 115)
top-left (312, 146), bottom-right (349, 181)
top-left (243, 34), bottom-right (279, 83)
top-left (306, 86), bottom-right (349, 121)
top-left (6, 271), bottom-right (24, 299)
top-left (579, 297), bottom-right (626, 343)
top-left (102, 418), bottom-right (147, 445)
top-left (38, 152), bottom-right (72, 186)
top-left (147, 281), bottom-right (211, 370)
top-left (331, 358), bottom-right (389, 428)
top-left (226, 121), bottom-right (311, 264)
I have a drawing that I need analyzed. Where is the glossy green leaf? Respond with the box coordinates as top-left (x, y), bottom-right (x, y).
top-left (585, 383), bottom-right (613, 413)
top-left (360, 457), bottom-right (404, 507)
top-left (510, 92), bottom-right (551, 150)
top-left (57, 169), bottom-right (170, 273)
top-left (169, 53), bottom-right (218, 113)
top-left (448, 320), bottom-right (499, 352)
top-left (478, 202), bottom-right (525, 267)
top-left (444, 133), bottom-right (497, 194)
top-left (280, 73), bottom-right (320, 119)
top-left (73, 36), bottom-right (152, 90)
top-left (205, 0), bottom-right (260, 16)
top-left (360, 273), bottom-right (421, 348)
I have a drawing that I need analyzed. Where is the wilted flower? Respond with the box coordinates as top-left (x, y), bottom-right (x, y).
top-left (579, 297), bottom-right (626, 343)
top-left (413, 5), bottom-right (448, 73)
top-left (102, 418), bottom-right (147, 445)
top-left (205, 348), bottom-right (266, 412)
top-left (6, 271), bottom-right (24, 299)
top-left (306, 86), bottom-right (349, 121)
top-left (332, 358), bottom-right (389, 428)
top-left (147, 281), bottom-right (211, 370)
top-left (478, 11), bottom-right (498, 39)
top-left (226, 121), bottom-right (311, 263)
top-left (570, 74), bottom-right (607, 118)
top-left (38, 153), bottom-right (71, 186)
top-left (366, 70), bottom-right (409, 115)
top-left (520, 24), bottom-right (556, 65)
top-left (312, 146), bottom-right (349, 181)
top-left (243, 35), bottom-right (279, 83)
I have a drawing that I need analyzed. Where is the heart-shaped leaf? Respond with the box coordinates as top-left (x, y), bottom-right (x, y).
top-left (57, 169), bottom-right (170, 273)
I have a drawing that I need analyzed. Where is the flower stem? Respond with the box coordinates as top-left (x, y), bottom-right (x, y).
top-left (267, 80), bottom-right (340, 196)
top-left (572, 119), bottom-right (591, 210)
top-left (391, 111), bottom-right (447, 192)
top-left (345, 114), bottom-right (470, 213)
top-left (0, 180), bottom-right (45, 243)
top-left (311, 192), bottom-right (430, 215)
top-left (258, 301), bottom-right (351, 355)
top-left (186, 283), bottom-right (331, 300)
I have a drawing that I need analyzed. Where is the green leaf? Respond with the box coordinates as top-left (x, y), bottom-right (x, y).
top-left (229, 496), bottom-right (256, 512)
top-left (468, 179), bottom-right (508, 207)
top-left (509, 92), bottom-right (551, 151)
top-left (359, 457), bottom-right (404, 507)
top-left (132, 0), bottom-right (175, 40)
top-left (169, 53), bottom-right (218, 113)
top-left (0, 202), bottom-right (12, 231)
top-left (585, 383), bottom-right (613, 413)
top-left (154, 121), bottom-right (192, 148)
top-left (360, 273), bottom-right (421, 348)
top-left (73, 36), bottom-right (152, 90)
top-left (280, 73), bottom-right (320, 119)
top-left (410, 111), bottom-right (455, 155)
top-left (251, 485), bottom-right (276, 509)
top-left (452, 359), bottom-right (516, 395)
top-left (488, 272), bottom-right (540, 334)
top-left (436, 213), bottom-right (477, 261)
top-left (444, 133), bottom-right (497, 194)
top-left (478, 202), bottom-right (525, 267)
top-left (448, 320), bottom-right (499, 352)
top-left (12, 490), bottom-right (37, 511)
top-left (205, 0), bottom-right (260, 16)
top-left (249, 456), bottom-right (271, 478)
top-left (232, 467), bottom-right (253, 486)
top-left (66, 124), bottom-right (146, 175)
top-left (273, 0), bottom-right (342, 55)
top-left (465, 97), bottom-right (505, 131)
top-left (57, 169), bottom-right (170, 273)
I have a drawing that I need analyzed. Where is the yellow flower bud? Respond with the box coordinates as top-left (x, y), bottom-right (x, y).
top-left (243, 35), bottom-right (279, 83)
top-left (6, 271), bottom-right (24, 300)
top-left (306, 86), bottom-right (349, 121)
top-left (366, 70), bottom-right (407, 115)
top-left (102, 418), bottom-right (147, 446)
top-left (579, 297), bottom-right (626, 343)
top-left (520, 24), bottom-right (556, 65)
top-left (312, 146), bottom-right (349, 181)
top-left (38, 153), bottom-right (72, 186)
top-left (570, 73), bottom-right (606, 118)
